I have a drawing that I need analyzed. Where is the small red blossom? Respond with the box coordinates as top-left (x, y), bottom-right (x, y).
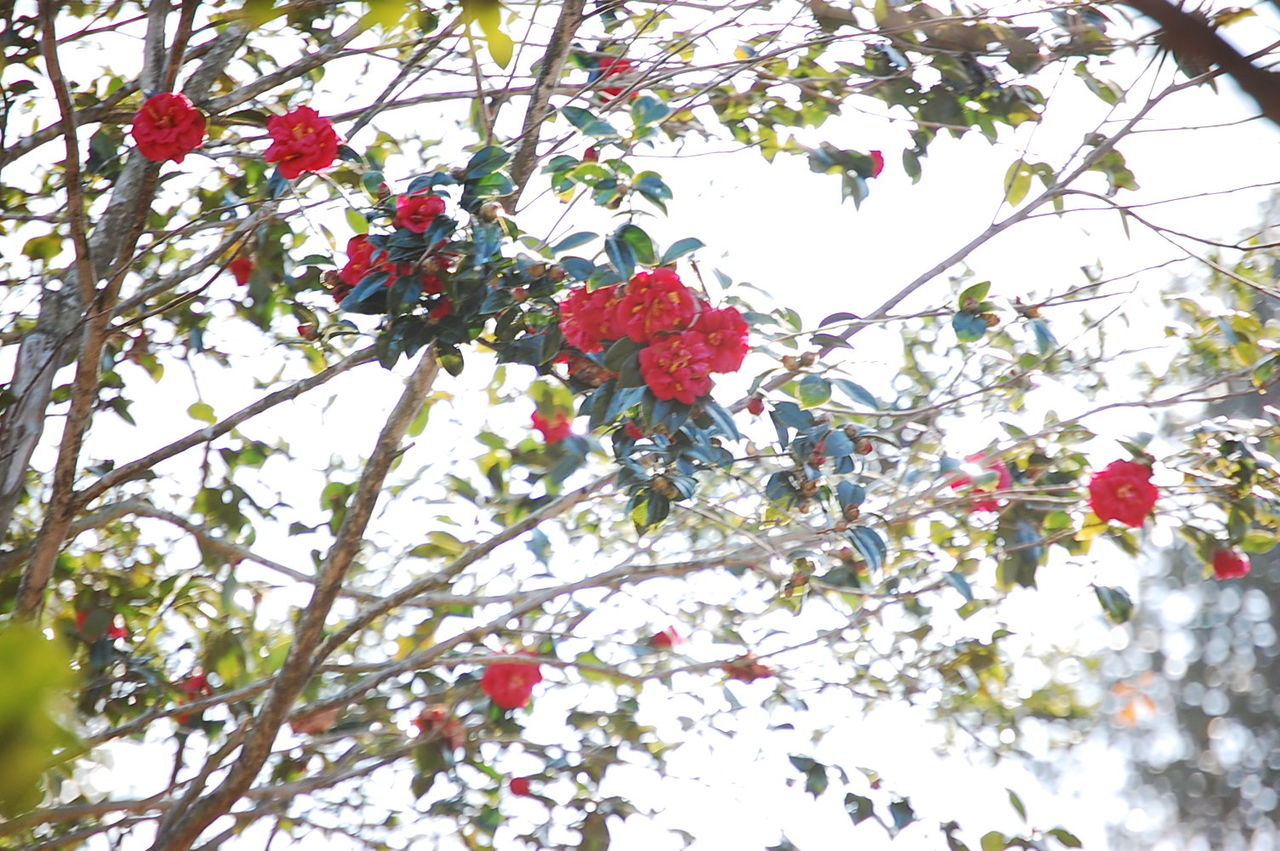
top-left (723, 654), bottom-right (775, 683)
top-left (617, 268), bottom-right (699, 344)
top-left (559, 285), bottom-right (624, 353)
top-left (413, 704), bottom-right (466, 749)
top-left (175, 672), bottom-right (213, 725)
top-left (264, 105), bottom-right (340, 179)
top-left (131, 92), bottom-right (206, 163)
top-left (532, 410), bottom-right (573, 444)
top-left (481, 653), bottom-right (543, 710)
top-left (638, 331), bottom-right (714, 404)
top-left (509, 776), bottom-right (534, 797)
top-left (75, 610), bottom-right (128, 641)
top-left (598, 56), bottom-right (635, 100)
top-left (624, 421), bottom-right (645, 440)
top-left (228, 256), bottom-right (254, 285)
top-left (649, 626), bottom-right (684, 649)
top-left (339, 235), bottom-right (392, 288)
top-left (583, 146), bottom-right (600, 163)
top-left (428, 298), bottom-right (453, 321)
top-left (746, 395), bottom-right (765, 416)
top-left (395, 192), bottom-right (446, 234)
top-left (566, 354), bottom-right (617, 388)
top-left (691, 303), bottom-right (749, 373)
top-left (949, 453), bottom-right (1013, 513)
top-left (1088, 459), bottom-right (1158, 528)
top-left (869, 150), bottom-right (885, 178)
top-left (1212, 547), bottom-right (1251, 580)
top-left (297, 323), bottom-right (317, 340)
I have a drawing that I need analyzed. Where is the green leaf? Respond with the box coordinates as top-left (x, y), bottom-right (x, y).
top-left (344, 207), bottom-right (369, 235)
top-left (630, 95), bottom-right (670, 126)
top-left (952, 310), bottom-right (988, 342)
top-left (797, 374), bottom-right (831, 409)
top-left (551, 231), bottom-right (597, 253)
top-left (1007, 788), bottom-right (1027, 821)
top-left (463, 0), bottom-right (514, 67)
top-left (1003, 159), bottom-right (1033, 206)
top-left (187, 401), bottom-right (216, 424)
top-left (1047, 827), bottom-right (1083, 848)
top-left (605, 232), bottom-right (637, 280)
top-left (981, 832), bottom-right (1008, 851)
top-left (464, 145), bottom-right (512, 179)
top-left (846, 526), bottom-right (887, 573)
top-left (946, 571), bottom-right (974, 601)
top-left (829, 378), bottom-right (878, 410)
top-left (1094, 585), bottom-right (1133, 624)
top-left (616, 224), bottom-right (656, 265)
top-left (660, 237), bottom-right (704, 265)
top-left (888, 799), bottom-right (915, 832)
top-left (0, 624), bottom-right (79, 817)
top-left (844, 793), bottom-right (875, 825)
top-left (561, 105), bottom-right (621, 140)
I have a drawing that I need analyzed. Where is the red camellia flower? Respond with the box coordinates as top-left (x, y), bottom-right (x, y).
top-left (598, 56), bottom-right (634, 100)
top-left (1212, 547), bottom-right (1251, 580)
top-left (532, 410), bottom-right (573, 444)
top-left (949, 453), bottom-right (1013, 513)
top-left (617, 268), bottom-right (699, 344)
top-left (428, 298), bottom-right (453, 321)
top-left (339, 235), bottom-right (392, 287)
top-left (1088, 459), bottom-right (1159, 528)
top-left (264, 105), bottom-right (340, 179)
top-left (175, 672), bottom-right (213, 725)
top-left (559, 284), bottom-right (623, 353)
top-left (649, 626), bottom-right (684, 649)
top-left (869, 150), bottom-right (885, 178)
top-left (638, 331), bottom-right (714, 404)
top-left (481, 653), bottom-right (543, 710)
top-left (228, 256), bottom-right (254, 286)
top-left (691, 304), bottom-right (749, 373)
top-left (131, 92), bottom-right (206, 163)
top-left (395, 192), bottom-right (446, 234)
top-left (509, 776), bottom-right (533, 797)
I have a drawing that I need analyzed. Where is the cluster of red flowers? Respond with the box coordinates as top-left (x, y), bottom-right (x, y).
top-left (1088, 459), bottom-right (1159, 528)
top-left (597, 56), bottom-right (635, 100)
top-left (131, 97), bottom-right (339, 179)
top-left (481, 652), bottom-right (544, 710)
top-left (332, 233), bottom-right (446, 304)
top-left (558, 268), bottom-right (749, 404)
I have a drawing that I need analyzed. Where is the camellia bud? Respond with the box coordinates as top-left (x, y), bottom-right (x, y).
top-left (511, 287), bottom-right (528, 302)
top-left (781, 355), bottom-right (802, 371)
top-left (652, 475), bottom-right (678, 499)
top-left (375, 182), bottom-right (391, 200)
top-left (981, 312), bottom-right (1000, 328)
top-left (547, 264), bottom-right (567, 282)
top-left (527, 262), bottom-right (548, 278)
top-left (479, 201), bottom-right (504, 222)
top-left (842, 504), bottom-right (861, 522)
top-left (799, 352), bottom-right (818, 368)
top-left (449, 166), bottom-right (466, 181)
top-left (297, 324), bottom-right (317, 340)
top-left (747, 395), bottom-right (765, 416)
top-left (855, 438), bottom-right (874, 455)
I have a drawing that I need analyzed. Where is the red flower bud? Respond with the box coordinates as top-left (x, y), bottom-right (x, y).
top-left (746, 395), bottom-right (765, 416)
top-left (509, 776), bottom-right (533, 796)
top-left (1212, 547), bottom-right (1250, 580)
top-left (649, 626), bottom-right (684, 649)
top-left (228, 256), bottom-right (254, 285)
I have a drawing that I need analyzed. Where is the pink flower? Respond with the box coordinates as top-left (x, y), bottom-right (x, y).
top-left (1088, 459), bottom-right (1158, 528)
top-left (532, 410), bottom-right (573, 444)
top-left (131, 92), bottom-right (206, 163)
top-left (638, 331), bottom-right (714, 404)
top-left (395, 193), bottom-right (446, 233)
top-left (481, 653), bottom-right (543, 710)
top-left (228, 256), bottom-right (254, 285)
top-left (264, 105), bottom-right (340, 179)
top-left (1212, 547), bottom-right (1251, 580)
